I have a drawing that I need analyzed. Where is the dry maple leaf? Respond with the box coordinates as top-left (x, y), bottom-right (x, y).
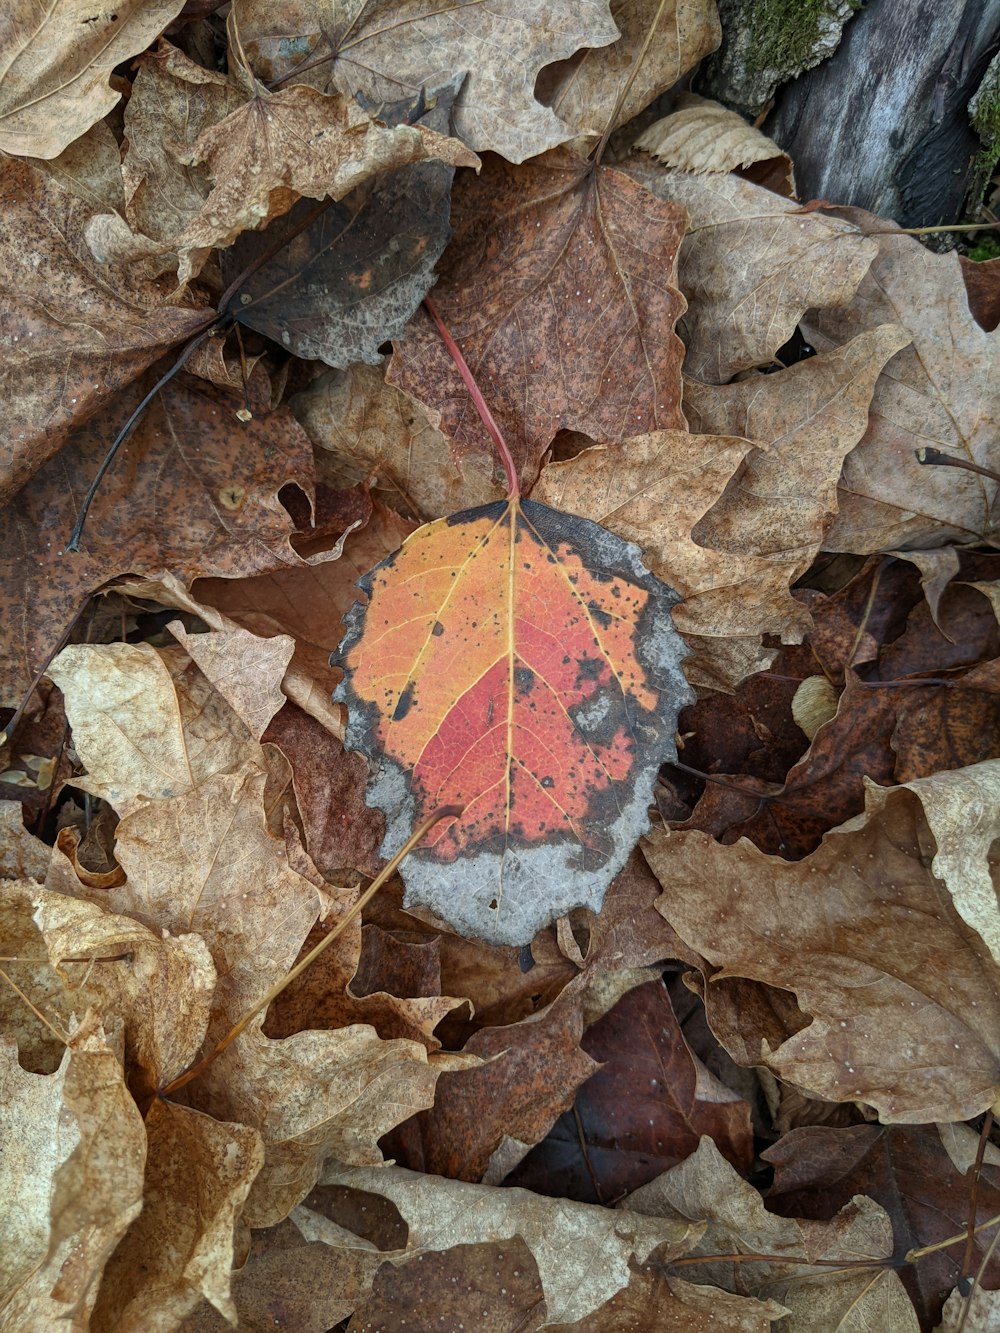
top-left (236, 0), bottom-right (620, 163)
top-left (0, 0), bottom-right (186, 159)
top-left (334, 496), bottom-right (692, 945)
top-left (645, 778), bottom-right (1000, 1122)
top-left (389, 149), bottom-right (688, 490)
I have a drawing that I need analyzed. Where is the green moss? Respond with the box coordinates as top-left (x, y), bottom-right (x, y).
top-left (970, 76), bottom-right (1000, 205)
top-left (741, 0), bottom-right (863, 81)
top-left (968, 234), bottom-right (1000, 262)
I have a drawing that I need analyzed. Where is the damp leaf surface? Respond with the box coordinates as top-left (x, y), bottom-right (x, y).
top-left (334, 497), bottom-right (692, 945)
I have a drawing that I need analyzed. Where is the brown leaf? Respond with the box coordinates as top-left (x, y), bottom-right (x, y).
top-left (0, 880), bottom-right (71, 1072)
top-left (959, 252), bottom-right (1000, 332)
top-left (236, 0), bottom-right (619, 163)
top-left (635, 94), bottom-right (793, 194)
top-left (538, 0), bottom-right (721, 140)
top-left (1, 371), bottom-right (314, 709)
top-left (167, 623), bottom-right (294, 741)
top-left (91, 1099), bottom-right (264, 1330)
top-left (171, 80), bottom-right (476, 287)
top-left (645, 781), bottom-right (1000, 1121)
top-left (0, 159), bottom-right (211, 501)
top-left (0, 0), bottom-right (186, 159)
top-left (0, 1014), bottom-right (145, 1327)
top-left (262, 702), bottom-right (383, 878)
top-left (321, 1160), bottom-right (704, 1325)
top-left (389, 151), bottom-right (688, 489)
top-left (626, 1136), bottom-right (918, 1331)
top-left (623, 161), bottom-right (877, 382)
top-left (764, 1123), bottom-right (1000, 1327)
top-left (294, 361), bottom-right (505, 520)
top-left (508, 978), bottom-right (753, 1204)
top-left (537, 325), bottom-right (908, 689)
top-left (548, 1266), bottom-right (781, 1332)
top-left (805, 217), bottom-right (1000, 550)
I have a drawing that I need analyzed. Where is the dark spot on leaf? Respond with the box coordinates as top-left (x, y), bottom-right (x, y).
top-left (541, 776), bottom-right (554, 788)
top-left (588, 600), bottom-right (612, 629)
top-left (514, 666), bottom-right (535, 693)
top-left (392, 682), bottom-right (415, 721)
top-left (431, 621), bottom-right (444, 636)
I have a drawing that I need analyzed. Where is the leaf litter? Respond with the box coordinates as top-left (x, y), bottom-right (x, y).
top-left (1, 3), bottom-right (1000, 1330)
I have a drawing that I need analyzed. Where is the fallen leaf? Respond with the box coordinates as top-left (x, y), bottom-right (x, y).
top-left (0, 158), bottom-right (211, 501)
top-left (805, 214), bottom-right (1000, 550)
top-left (763, 1122), bottom-right (1000, 1327)
top-left (0, 0), bottom-right (186, 158)
top-left (1, 371), bottom-right (313, 708)
top-left (937, 1284), bottom-right (1000, 1332)
top-left (334, 496), bottom-right (692, 945)
top-left (171, 80), bottom-right (477, 288)
top-left (236, 0), bottom-right (620, 163)
top-left (538, 0), bottom-right (721, 140)
top-left (635, 93), bottom-right (793, 193)
top-left (321, 1160), bottom-right (704, 1325)
top-left (294, 361), bottom-right (505, 520)
top-left (548, 1266), bottom-right (781, 1332)
top-left (645, 779), bottom-right (1000, 1121)
top-left (0, 1014), bottom-right (145, 1329)
top-left (91, 1099), bottom-right (263, 1331)
top-left (389, 151), bottom-right (688, 489)
top-left (508, 978), bottom-right (752, 1203)
top-left (622, 161), bottom-right (877, 382)
top-left (626, 1135), bottom-right (918, 1330)
top-left (167, 623), bottom-right (294, 742)
top-left (222, 76), bottom-right (472, 366)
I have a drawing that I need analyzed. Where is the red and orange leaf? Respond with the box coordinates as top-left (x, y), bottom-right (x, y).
top-left (334, 497), bottom-right (692, 945)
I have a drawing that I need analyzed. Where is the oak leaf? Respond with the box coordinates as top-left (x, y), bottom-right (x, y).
top-left (388, 150), bottom-right (688, 489)
top-left (235, 0), bottom-right (620, 163)
top-left (334, 497), bottom-right (693, 945)
top-left (0, 0), bottom-right (186, 159)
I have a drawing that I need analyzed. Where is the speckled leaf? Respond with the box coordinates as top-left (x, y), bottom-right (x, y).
top-left (333, 497), bottom-right (692, 946)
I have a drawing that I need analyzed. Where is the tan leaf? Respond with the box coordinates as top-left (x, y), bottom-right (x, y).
top-left (0, 0), bottom-right (186, 159)
top-left (48, 643), bottom-right (260, 813)
top-left (320, 1161), bottom-right (704, 1325)
top-left (626, 1136), bottom-right (918, 1331)
top-left (0, 802), bottom-right (50, 880)
top-left (805, 219), bottom-right (1000, 550)
top-left (936, 1285), bottom-right (1000, 1332)
top-left (868, 761), bottom-right (1000, 969)
top-left (91, 1099), bottom-right (263, 1331)
top-left (198, 1029), bottom-right (475, 1229)
top-left (0, 159), bottom-right (211, 502)
top-left (644, 781), bottom-right (1000, 1121)
top-left (0, 1014), bottom-right (145, 1328)
top-left (293, 362), bottom-right (505, 521)
top-left (0, 879), bottom-right (76, 1072)
top-left (167, 624), bottom-right (294, 742)
top-left (122, 40), bottom-right (246, 248)
top-left (538, 0), bottom-right (722, 140)
top-left (33, 884), bottom-right (216, 1092)
top-left (172, 83), bottom-right (478, 287)
top-left (624, 160), bottom-right (877, 382)
top-left (236, 0), bottom-right (620, 163)
top-left (635, 93), bottom-right (793, 193)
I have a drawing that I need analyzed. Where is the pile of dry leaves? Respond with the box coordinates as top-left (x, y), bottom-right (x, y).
top-left (2, 1), bottom-right (1000, 1329)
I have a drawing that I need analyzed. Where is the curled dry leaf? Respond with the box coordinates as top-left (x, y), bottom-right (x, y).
top-left (0, 1015), bottom-right (145, 1329)
top-left (90, 1099), bottom-right (264, 1330)
top-left (294, 362), bottom-right (505, 520)
top-left (623, 160), bottom-right (877, 382)
top-left (334, 497), bottom-right (693, 945)
top-left (635, 93), bottom-right (793, 194)
top-left (645, 779), bottom-right (1000, 1121)
top-left (172, 81), bottom-right (478, 288)
top-left (0, 0), bottom-right (186, 158)
top-left (626, 1136), bottom-right (918, 1331)
top-left (805, 218), bottom-right (1000, 551)
top-left (0, 158), bottom-right (212, 502)
top-left (389, 151), bottom-right (688, 490)
top-left (320, 1160), bottom-right (705, 1325)
top-left (538, 0), bottom-right (722, 140)
top-left (236, 0), bottom-right (620, 164)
